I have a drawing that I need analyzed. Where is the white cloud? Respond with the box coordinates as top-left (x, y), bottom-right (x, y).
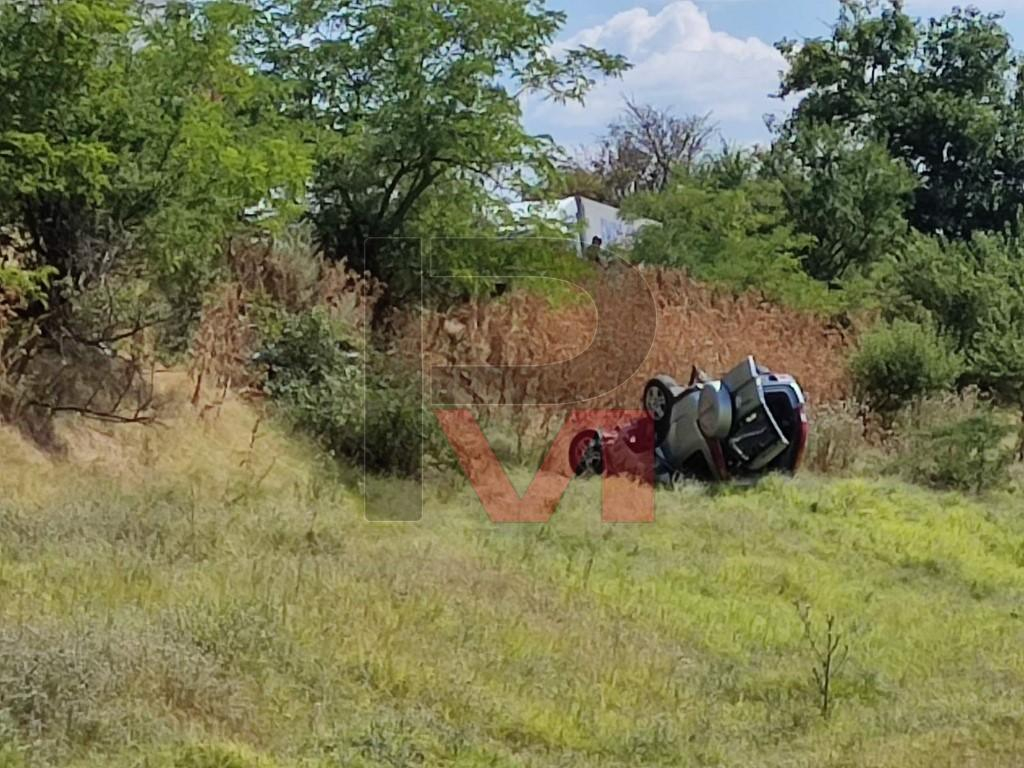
top-left (524, 1), bottom-right (790, 149)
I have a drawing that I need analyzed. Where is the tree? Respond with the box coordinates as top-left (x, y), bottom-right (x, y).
top-left (0, 0), bottom-right (309, 315)
top-left (623, 171), bottom-right (833, 311)
top-left (0, 0), bottom-right (310, 416)
top-left (877, 229), bottom-right (1024, 428)
top-left (778, 0), bottom-right (1024, 238)
top-left (767, 124), bottom-right (916, 283)
top-left (874, 233), bottom-right (995, 352)
top-left (850, 318), bottom-right (962, 415)
top-left (564, 100), bottom-right (715, 204)
top-left (253, 0), bottom-right (628, 293)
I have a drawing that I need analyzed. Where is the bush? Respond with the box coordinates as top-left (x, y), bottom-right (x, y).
top-left (850, 319), bottom-right (962, 415)
top-left (624, 178), bottom-right (839, 313)
top-left (897, 409), bottom-right (1013, 493)
top-left (254, 308), bottom-right (446, 477)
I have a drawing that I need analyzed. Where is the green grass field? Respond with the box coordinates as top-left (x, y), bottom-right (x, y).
top-left (2, 399), bottom-right (1024, 767)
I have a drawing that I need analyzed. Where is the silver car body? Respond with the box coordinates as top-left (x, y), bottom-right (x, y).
top-left (651, 356), bottom-right (807, 482)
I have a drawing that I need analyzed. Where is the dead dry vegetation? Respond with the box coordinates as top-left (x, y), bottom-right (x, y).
top-left (192, 247), bottom-right (853, 410)
top-left (409, 265), bottom-right (853, 408)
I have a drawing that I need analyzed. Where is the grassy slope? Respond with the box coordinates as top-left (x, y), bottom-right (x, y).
top-left (2, 391), bottom-right (1024, 767)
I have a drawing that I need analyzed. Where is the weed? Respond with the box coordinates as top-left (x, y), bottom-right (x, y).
top-left (794, 603), bottom-right (850, 720)
top-left (804, 400), bottom-right (869, 474)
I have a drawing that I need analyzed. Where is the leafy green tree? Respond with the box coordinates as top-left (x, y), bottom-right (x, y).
top-left (0, 0), bottom-right (310, 422)
top-left (874, 233), bottom-right (998, 352)
top-left (0, 0), bottom-right (310, 340)
top-left (253, 0), bottom-right (628, 293)
top-left (778, 0), bottom-right (1024, 238)
top-left (624, 173), bottom-right (834, 311)
top-left (876, 228), bottom-right (1024, 448)
top-left (767, 125), bottom-right (916, 283)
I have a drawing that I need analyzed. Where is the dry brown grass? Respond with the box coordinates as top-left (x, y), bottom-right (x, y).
top-left (409, 266), bottom-right (853, 410)
top-left (193, 239), bottom-right (853, 413)
top-left (190, 281), bottom-right (261, 393)
top-left (0, 369), bottom-right (322, 508)
top-left (187, 251), bottom-right (854, 468)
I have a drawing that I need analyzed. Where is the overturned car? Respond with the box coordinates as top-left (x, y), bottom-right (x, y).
top-left (569, 357), bottom-right (809, 484)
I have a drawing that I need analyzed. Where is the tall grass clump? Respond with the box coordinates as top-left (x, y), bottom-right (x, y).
top-left (893, 394), bottom-right (1015, 493)
top-left (803, 400), bottom-right (871, 475)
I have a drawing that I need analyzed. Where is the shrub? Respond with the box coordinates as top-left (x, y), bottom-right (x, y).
top-left (897, 408), bottom-right (1013, 493)
top-left (254, 308), bottom-right (446, 477)
top-left (850, 319), bottom-right (961, 415)
top-left (625, 180), bottom-right (837, 313)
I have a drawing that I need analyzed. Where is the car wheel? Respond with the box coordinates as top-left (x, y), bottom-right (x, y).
top-left (643, 376), bottom-right (677, 442)
top-left (569, 430), bottom-right (603, 477)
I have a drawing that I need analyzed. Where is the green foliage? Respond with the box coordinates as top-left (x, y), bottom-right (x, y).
top-left (778, 1), bottom-right (1024, 237)
top-left (0, 0), bottom-right (310, 320)
top-left (625, 173), bottom-right (835, 311)
top-left (873, 234), bottom-right (988, 351)
top-left (767, 124), bottom-right (915, 282)
top-left (255, 0), bottom-right (628, 291)
top-left (875, 230), bottom-right (1024, 406)
top-left (850, 319), bottom-right (962, 413)
top-left (370, 177), bottom-right (594, 306)
top-left (425, 233), bottom-right (592, 304)
top-left (969, 305), bottom-right (1024, 409)
top-left (126, 3), bottom-right (311, 280)
top-left (0, 253), bottom-right (54, 314)
top-left (900, 410), bottom-right (1014, 494)
top-left (0, 267), bottom-right (50, 306)
top-left (693, 145), bottom-right (761, 190)
top-left (255, 307), bottom-right (444, 477)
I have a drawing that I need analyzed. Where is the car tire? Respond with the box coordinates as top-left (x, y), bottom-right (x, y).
top-left (569, 430), bottom-right (604, 477)
top-left (643, 376), bottom-right (677, 443)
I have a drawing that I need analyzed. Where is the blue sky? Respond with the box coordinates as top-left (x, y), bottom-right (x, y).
top-left (524, 0), bottom-right (1024, 152)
